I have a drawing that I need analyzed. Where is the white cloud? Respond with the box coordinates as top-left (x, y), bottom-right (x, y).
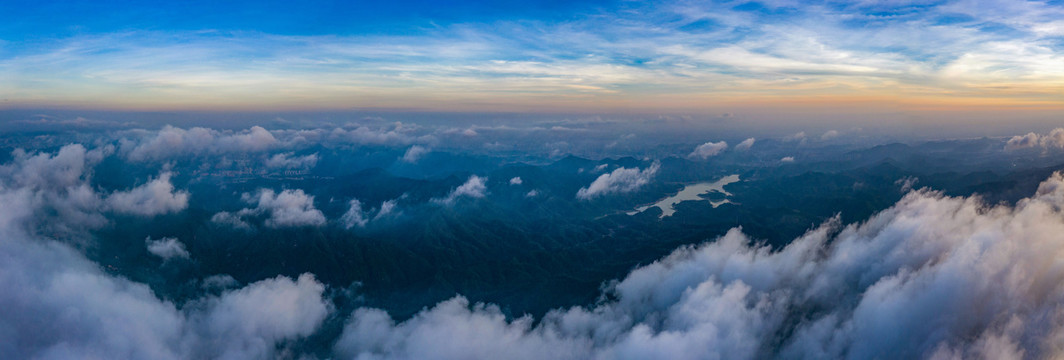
top-left (820, 130), bottom-right (839, 140)
top-left (4, 144), bottom-right (102, 190)
top-left (402, 145), bottom-right (430, 163)
top-left (688, 141), bottom-right (728, 159)
top-left (106, 172), bottom-right (189, 216)
top-left (895, 176), bottom-right (919, 193)
top-left (11, 134), bottom-right (1064, 359)
top-left (145, 237), bottom-right (190, 260)
top-left (265, 152), bottom-right (318, 169)
top-left (336, 172), bottom-right (1064, 360)
top-left (202, 275), bottom-right (239, 290)
top-left (1043, 128), bottom-right (1064, 149)
top-left (0, 159), bottom-right (331, 359)
top-left (525, 189), bottom-right (539, 198)
top-left (335, 298), bottom-right (593, 360)
top-left (211, 210), bottom-right (252, 230)
top-left (0, 144), bottom-right (114, 235)
top-left (341, 199), bottom-right (368, 229)
top-left (445, 127), bottom-right (479, 137)
top-left (374, 199), bottom-right (400, 220)
top-left (509, 177), bottom-right (523, 185)
top-left (781, 156), bottom-right (795, 163)
top-left (122, 125), bottom-right (278, 161)
top-left (252, 189), bottom-right (326, 228)
top-left (193, 274), bottom-right (331, 360)
top-left (328, 123), bottom-right (436, 147)
top-left (11, 0), bottom-right (1064, 111)
top-left (1006, 128), bottom-right (1064, 151)
top-left (433, 176), bottom-right (488, 206)
top-left (735, 138), bottom-right (756, 151)
top-left (577, 162), bottom-right (660, 200)
top-left (215, 189), bottom-right (325, 229)
top-left (1006, 132), bottom-right (1040, 150)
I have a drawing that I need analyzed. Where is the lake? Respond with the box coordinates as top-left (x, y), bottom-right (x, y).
top-left (629, 174), bottom-right (740, 218)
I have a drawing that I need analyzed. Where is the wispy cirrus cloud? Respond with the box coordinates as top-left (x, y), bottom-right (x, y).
top-left (2, 1), bottom-right (1063, 112)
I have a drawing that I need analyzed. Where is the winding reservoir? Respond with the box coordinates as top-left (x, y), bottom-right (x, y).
top-left (630, 174), bottom-right (740, 218)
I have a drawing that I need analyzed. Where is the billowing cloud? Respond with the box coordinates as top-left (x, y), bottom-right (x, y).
top-left (215, 189), bottom-right (326, 229)
top-left (820, 130), bottom-right (839, 140)
top-left (0, 152), bottom-right (332, 359)
top-left (577, 162), bottom-right (660, 200)
top-left (3, 144), bottom-right (105, 190)
top-left (211, 210), bottom-right (253, 230)
top-left (10, 130), bottom-right (1064, 359)
top-left (688, 141), bottom-right (728, 159)
top-left (402, 145), bottom-right (430, 163)
top-left (433, 176), bottom-right (488, 206)
top-left (329, 123), bottom-right (436, 147)
top-left (341, 199), bottom-right (369, 229)
top-left (0, 144), bottom-right (111, 234)
top-left (1044, 128), bottom-right (1064, 149)
top-left (0, 237), bottom-right (329, 360)
top-left (895, 176), bottom-right (919, 193)
top-left (122, 125), bottom-right (278, 161)
top-left (334, 298), bottom-right (593, 360)
top-left (336, 172), bottom-right (1064, 360)
top-left (191, 274), bottom-right (331, 360)
top-left (250, 189), bottom-right (326, 228)
top-left (781, 156), bottom-right (795, 163)
top-left (1006, 128), bottom-right (1064, 150)
top-left (374, 199), bottom-right (400, 220)
top-left (106, 172), bottom-right (190, 216)
top-left (145, 236), bottom-right (190, 260)
top-left (265, 152), bottom-right (318, 169)
top-left (509, 177), bottom-right (523, 185)
top-left (1006, 132), bottom-right (1041, 150)
top-left (735, 137), bottom-right (756, 151)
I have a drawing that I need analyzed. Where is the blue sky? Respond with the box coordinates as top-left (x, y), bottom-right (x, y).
top-left (2, 0), bottom-right (1063, 122)
top-left (0, 0), bottom-right (617, 37)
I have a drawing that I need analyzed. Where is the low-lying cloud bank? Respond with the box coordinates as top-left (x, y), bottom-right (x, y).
top-left (121, 125), bottom-right (279, 162)
top-left (0, 146), bottom-right (330, 359)
top-left (106, 172), bottom-right (190, 216)
top-left (735, 137), bottom-right (755, 151)
top-left (7, 143), bottom-right (1064, 359)
top-left (433, 175), bottom-right (488, 206)
top-left (1006, 128), bottom-right (1064, 151)
top-left (213, 189), bottom-right (326, 229)
top-left (577, 162), bottom-right (660, 200)
top-left (688, 141), bottom-right (728, 159)
top-left (337, 172), bottom-right (1064, 360)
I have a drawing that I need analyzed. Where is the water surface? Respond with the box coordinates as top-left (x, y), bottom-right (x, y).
top-left (629, 174), bottom-right (740, 218)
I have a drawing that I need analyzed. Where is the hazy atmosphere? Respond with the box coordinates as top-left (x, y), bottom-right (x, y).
top-left (2, 1), bottom-right (1064, 359)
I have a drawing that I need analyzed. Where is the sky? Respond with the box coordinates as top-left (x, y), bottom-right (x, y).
top-left (1, 0), bottom-right (1063, 127)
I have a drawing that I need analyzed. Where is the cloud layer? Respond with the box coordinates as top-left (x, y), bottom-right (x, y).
top-left (146, 237), bottom-right (190, 260)
top-left (0, 145), bottom-right (330, 360)
top-left (336, 172), bottom-right (1064, 359)
top-left (577, 162), bottom-right (660, 200)
top-left (7, 1), bottom-right (1064, 113)
top-left (214, 189), bottom-right (326, 229)
top-left (688, 141), bottom-right (728, 159)
top-left (1005, 128), bottom-right (1064, 150)
top-left (121, 126), bottom-right (278, 161)
top-left (106, 172), bottom-right (190, 216)
top-left (433, 176), bottom-right (488, 206)
top-left (7, 136), bottom-right (1064, 359)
